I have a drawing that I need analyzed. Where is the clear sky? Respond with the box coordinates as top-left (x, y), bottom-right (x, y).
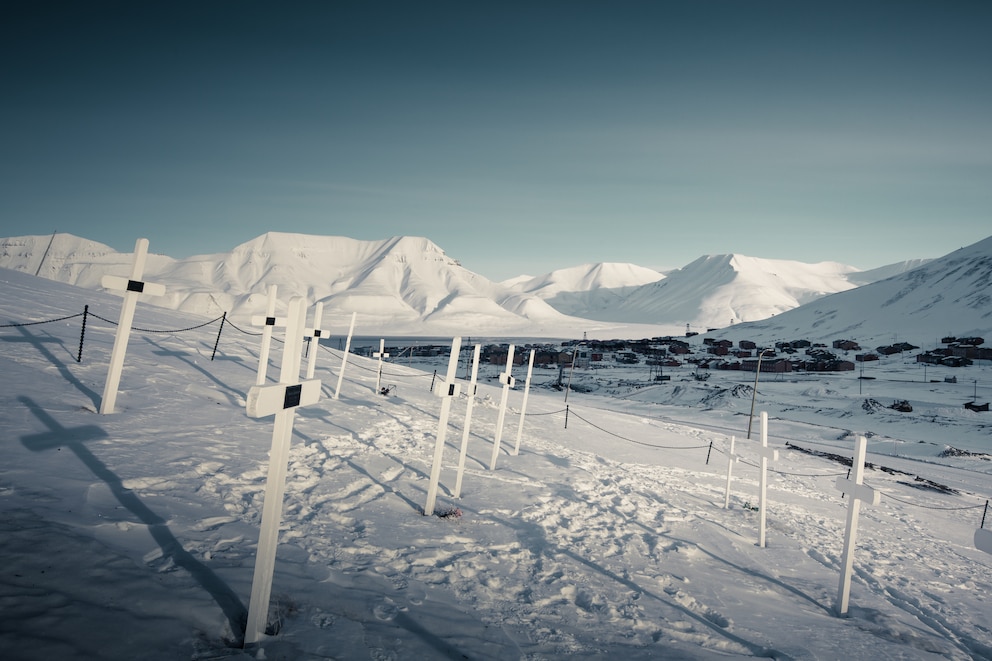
top-left (2, 1), bottom-right (990, 281)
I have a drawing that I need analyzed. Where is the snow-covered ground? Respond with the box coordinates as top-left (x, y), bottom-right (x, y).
top-left (2, 267), bottom-right (990, 660)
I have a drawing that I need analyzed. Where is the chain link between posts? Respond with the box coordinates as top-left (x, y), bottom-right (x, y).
top-left (0, 312), bottom-right (85, 327)
top-left (558, 401), bottom-right (990, 522)
top-left (87, 311), bottom-right (225, 333)
top-left (567, 408), bottom-right (711, 450)
top-left (2, 307), bottom-right (231, 362)
top-left (7, 309), bottom-right (990, 526)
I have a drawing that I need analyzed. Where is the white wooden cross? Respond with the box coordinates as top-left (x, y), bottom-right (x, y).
top-left (99, 238), bottom-right (167, 414)
top-left (757, 411), bottom-right (779, 548)
top-left (834, 434), bottom-right (880, 617)
top-left (424, 336), bottom-right (462, 516)
top-left (512, 349), bottom-right (536, 456)
top-left (250, 285), bottom-right (287, 386)
top-left (303, 302), bottom-right (328, 380)
top-left (374, 339), bottom-right (390, 395)
top-left (976, 528), bottom-right (992, 555)
top-left (724, 435), bottom-right (738, 509)
top-left (489, 344), bottom-right (516, 470)
top-left (243, 296), bottom-right (321, 645)
top-left (453, 343), bottom-right (481, 499)
top-left (334, 311), bottom-right (356, 400)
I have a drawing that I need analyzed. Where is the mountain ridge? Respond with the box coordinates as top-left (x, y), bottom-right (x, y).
top-left (0, 232), bottom-right (650, 337)
top-left (1, 231), bottom-right (982, 343)
top-left (718, 235), bottom-right (992, 345)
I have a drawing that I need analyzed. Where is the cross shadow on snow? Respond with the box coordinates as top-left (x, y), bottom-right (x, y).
top-left (6, 325), bottom-right (100, 407)
top-left (142, 336), bottom-right (246, 402)
top-left (575, 477), bottom-right (835, 620)
top-left (586, 485), bottom-right (834, 619)
top-left (18, 396), bottom-right (249, 643)
top-left (272, 411), bottom-right (426, 515)
top-left (473, 505), bottom-right (795, 660)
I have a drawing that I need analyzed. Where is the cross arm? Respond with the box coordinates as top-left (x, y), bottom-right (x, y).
top-left (246, 379), bottom-right (322, 418)
top-left (835, 476), bottom-right (881, 505)
top-left (101, 275), bottom-right (166, 297)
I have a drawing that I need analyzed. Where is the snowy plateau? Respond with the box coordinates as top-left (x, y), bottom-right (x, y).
top-left (1, 232), bottom-right (991, 660)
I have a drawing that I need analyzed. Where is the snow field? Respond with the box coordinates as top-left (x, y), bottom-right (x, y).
top-left (1, 267), bottom-right (991, 659)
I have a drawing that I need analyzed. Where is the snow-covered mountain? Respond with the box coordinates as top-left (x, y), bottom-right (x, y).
top-left (713, 234), bottom-right (992, 346)
top-left (509, 254), bottom-right (897, 332)
top-left (502, 262), bottom-right (666, 319)
top-left (0, 231), bottom-right (981, 341)
top-left (0, 232), bottom-right (649, 337)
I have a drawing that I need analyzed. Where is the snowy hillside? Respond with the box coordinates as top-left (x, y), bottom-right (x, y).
top-left (716, 235), bottom-right (992, 346)
top-left (502, 262), bottom-right (666, 319)
top-left (846, 259), bottom-right (932, 286)
top-left (0, 233), bottom-right (657, 338)
top-left (538, 254), bottom-right (866, 331)
top-left (2, 264), bottom-right (991, 659)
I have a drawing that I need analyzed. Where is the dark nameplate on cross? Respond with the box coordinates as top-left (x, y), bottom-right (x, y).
top-left (434, 381), bottom-right (461, 398)
top-left (98, 238), bottom-right (167, 414)
top-left (246, 379), bottom-right (321, 418)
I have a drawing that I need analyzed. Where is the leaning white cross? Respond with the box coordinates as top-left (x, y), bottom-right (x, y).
top-left (756, 411), bottom-right (779, 548)
top-left (723, 435), bottom-right (738, 509)
top-left (250, 285), bottom-right (287, 386)
top-left (453, 343), bottom-right (481, 499)
top-left (834, 434), bottom-right (880, 617)
top-left (424, 336), bottom-right (462, 516)
top-left (302, 302), bottom-right (328, 380)
top-left (333, 311), bottom-right (357, 400)
top-left (99, 238), bottom-right (167, 414)
top-left (374, 339), bottom-right (389, 395)
top-left (243, 296), bottom-right (321, 645)
top-left (511, 349), bottom-right (536, 456)
top-left (489, 344), bottom-right (516, 470)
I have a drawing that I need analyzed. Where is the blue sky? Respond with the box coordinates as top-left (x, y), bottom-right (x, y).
top-left (2, 1), bottom-right (990, 281)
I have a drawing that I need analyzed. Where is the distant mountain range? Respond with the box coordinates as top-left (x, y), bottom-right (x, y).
top-left (505, 255), bottom-right (927, 331)
top-left (1, 231), bottom-right (988, 344)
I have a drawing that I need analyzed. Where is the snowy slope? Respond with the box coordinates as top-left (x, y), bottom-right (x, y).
top-left (847, 258), bottom-right (932, 286)
top-left (509, 256), bottom-right (937, 334)
top-left (542, 254), bottom-right (863, 331)
top-left (716, 234), bottom-right (992, 346)
top-left (502, 262), bottom-right (666, 319)
top-left (1, 266), bottom-right (991, 660)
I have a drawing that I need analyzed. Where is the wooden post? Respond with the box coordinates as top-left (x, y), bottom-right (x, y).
top-left (424, 337), bottom-right (462, 516)
top-left (454, 344), bottom-right (481, 498)
top-left (374, 339), bottom-right (389, 394)
top-left (724, 436), bottom-right (738, 509)
top-left (757, 411), bottom-right (779, 548)
top-left (334, 311), bottom-right (356, 400)
top-left (835, 435), bottom-right (880, 616)
top-left (99, 238), bottom-right (166, 414)
top-left (243, 297), bottom-right (321, 645)
top-left (303, 302), bottom-right (327, 380)
top-left (512, 349), bottom-right (536, 456)
top-left (250, 285), bottom-right (286, 386)
top-left (489, 344), bottom-right (516, 470)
